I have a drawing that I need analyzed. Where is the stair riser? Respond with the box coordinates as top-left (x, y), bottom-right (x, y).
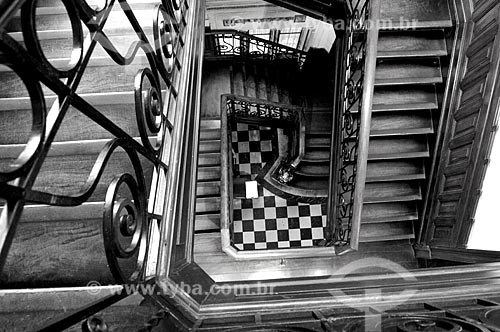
top-left (0, 63), bottom-right (148, 98)
top-left (0, 105), bottom-right (141, 144)
top-left (0, 150), bottom-right (153, 202)
top-left (378, 30), bottom-right (447, 58)
top-left (7, 8), bottom-right (155, 34)
top-left (1, 218), bottom-right (116, 287)
top-left (364, 181), bottom-right (421, 203)
top-left (344, 160), bottom-right (425, 182)
top-left (196, 197), bottom-right (221, 214)
top-left (362, 201), bottom-right (418, 223)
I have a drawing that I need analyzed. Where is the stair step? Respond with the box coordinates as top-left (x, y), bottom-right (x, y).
top-left (370, 127), bottom-right (433, 137)
top-left (292, 177), bottom-right (329, 193)
top-left (200, 118), bottom-right (221, 130)
top-left (372, 102), bottom-right (439, 113)
top-left (367, 136), bottom-right (429, 160)
top-left (199, 140), bottom-right (220, 153)
top-left (0, 104), bottom-right (141, 144)
top-left (196, 181), bottom-right (220, 197)
top-left (194, 213), bottom-right (221, 232)
top-left (372, 85), bottom-right (438, 112)
top-left (305, 111), bottom-right (332, 132)
top-left (295, 163), bottom-right (329, 177)
top-left (197, 166), bottom-right (221, 182)
top-left (265, 66), bottom-right (281, 103)
top-left (200, 128), bottom-right (221, 141)
top-left (362, 201), bottom-right (419, 224)
top-left (202, 63), bottom-right (231, 118)
top-left (366, 160), bottom-right (425, 182)
top-left (378, 30), bottom-right (448, 58)
top-left (0, 139), bottom-right (154, 202)
top-left (360, 220), bottom-right (415, 242)
top-left (244, 63), bottom-right (258, 99)
top-left (230, 63), bottom-right (245, 96)
top-left (364, 181), bottom-right (422, 203)
top-left (370, 110), bottom-right (433, 136)
top-left (198, 153), bottom-right (221, 167)
top-left (375, 58), bottom-right (443, 86)
top-left (380, 0), bottom-right (452, 29)
top-left (0, 62), bottom-right (147, 98)
top-left (303, 149), bottom-right (330, 162)
top-left (8, 7), bottom-right (156, 39)
top-left (196, 197), bottom-right (221, 214)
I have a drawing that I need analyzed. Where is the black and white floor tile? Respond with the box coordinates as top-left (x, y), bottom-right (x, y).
top-left (232, 188), bottom-right (327, 250)
top-left (230, 121), bottom-right (327, 251)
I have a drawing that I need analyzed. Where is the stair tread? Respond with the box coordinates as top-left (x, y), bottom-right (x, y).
top-left (375, 58), bottom-right (443, 86)
top-left (370, 127), bottom-right (434, 137)
top-left (360, 219), bottom-right (415, 241)
top-left (366, 173), bottom-right (426, 182)
top-left (361, 233), bottom-right (415, 242)
top-left (199, 140), bottom-right (220, 153)
top-left (369, 151), bottom-right (430, 160)
top-left (364, 193), bottom-right (421, 203)
top-left (375, 76), bottom-right (442, 86)
top-left (198, 152), bottom-right (221, 166)
top-left (372, 102), bottom-right (439, 112)
top-left (196, 181), bottom-right (221, 197)
top-left (197, 166), bottom-right (221, 182)
top-left (194, 213), bottom-right (220, 232)
top-left (380, 0), bottom-right (452, 28)
top-left (196, 197), bottom-right (221, 214)
top-left (378, 30), bottom-right (448, 59)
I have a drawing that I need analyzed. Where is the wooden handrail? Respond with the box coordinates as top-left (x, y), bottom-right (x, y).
top-left (157, 0), bottom-right (206, 276)
top-left (350, 0), bottom-right (381, 250)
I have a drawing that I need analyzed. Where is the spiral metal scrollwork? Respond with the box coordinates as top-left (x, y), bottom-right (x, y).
top-left (21, 0), bottom-right (84, 77)
top-left (103, 172), bottom-right (147, 283)
top-left (135, 67), bottom-right (163, 155)
top-left (333, 0), bottom-right (371, 245)
top-left (0, 62), bottom-right (45, 182)
top-left (154, 4), bottom-right (178, 78)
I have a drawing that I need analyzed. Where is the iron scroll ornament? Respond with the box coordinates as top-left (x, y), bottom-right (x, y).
top-left (0, 0), bottom-right (187, 284)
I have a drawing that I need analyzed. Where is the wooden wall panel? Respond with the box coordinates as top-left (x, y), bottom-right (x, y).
top-left (424, 0), bottom-right (500, 247)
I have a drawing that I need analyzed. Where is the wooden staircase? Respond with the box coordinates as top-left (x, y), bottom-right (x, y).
top-left (195, 58), bottom-right (299, 233)
top-left (357, 0), bottom-right (452, 242)
top-left (195, 0), bottom-right (454, 251)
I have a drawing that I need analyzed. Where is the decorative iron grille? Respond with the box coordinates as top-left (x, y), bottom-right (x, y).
top-left (225, 95), bottom-right (300, 123)
top-left (205, 30), bottom-right (307, 67)
top-left (332, 0), bottom-right (371, 246)
top-left (0, 0), bottom-right (202, 329)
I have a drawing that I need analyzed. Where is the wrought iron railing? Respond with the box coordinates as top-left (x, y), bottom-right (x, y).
top-left (0, 0), bottom-right (204, 329)
top-left (205, 29), bottom-right (308, 67)
top-left (328, 0), bottom-right (380, 251)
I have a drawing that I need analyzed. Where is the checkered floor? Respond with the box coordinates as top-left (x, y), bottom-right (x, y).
top-left (230, 121), bottom-right (327, 251)
top-left (231, 123), bottom-right (275, 180)
top-left (233, 188), bottom-right (327, 250)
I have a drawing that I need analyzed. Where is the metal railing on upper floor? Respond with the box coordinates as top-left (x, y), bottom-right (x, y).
top-left (205, 29), bottom-right (308, 67)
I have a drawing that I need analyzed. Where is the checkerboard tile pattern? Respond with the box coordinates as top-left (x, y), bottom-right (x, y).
top-left (229, 120), bottom-right (327, 251)
top-left (231, 123), bottom-right (275, 180)
top-left (232, 188), bottom-right (326, 250)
